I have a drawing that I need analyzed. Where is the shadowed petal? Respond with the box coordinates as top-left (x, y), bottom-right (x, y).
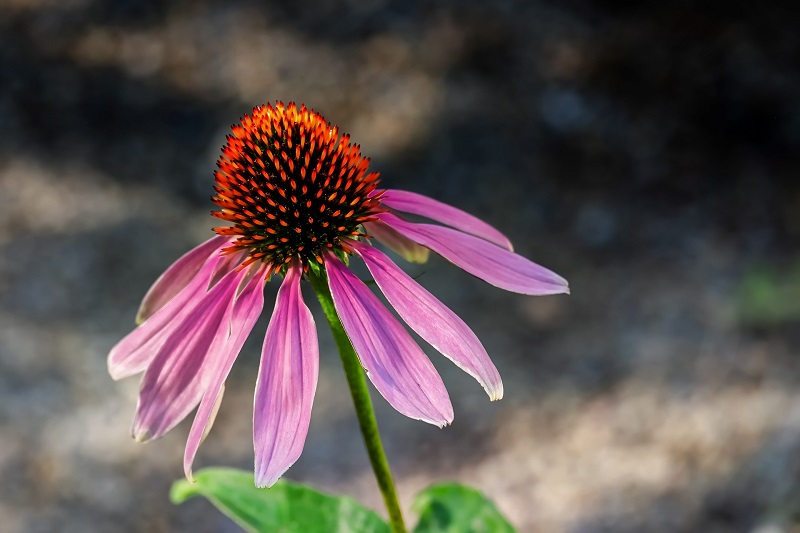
top-left (254, 262), bottom-right (319, 488)
top-left (184, 268), bottom-right (267, 482)
top-left (381, 189), bottom-right (513, 251)
top-left (379, 213), bottom-right (569, 296)
top-left (325, 253), bottom-right (453, 426)
top-left (132, 266), bottom-right (248, 442)
top-left (137, 236), bottom-right (229, 324)
top-left (352, 241), bottom-right (503, 401)
top-left (364, 221), bottom-right (430, 264)
top-left (108, 252), bottom-right (227, 381)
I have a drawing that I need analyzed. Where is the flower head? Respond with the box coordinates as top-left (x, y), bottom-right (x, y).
top-left (210, 103), bottom-right (383, 270)
top-left (109, 102), bottom-right (568, 488)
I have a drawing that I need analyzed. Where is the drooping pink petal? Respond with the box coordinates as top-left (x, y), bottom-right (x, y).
top-left (209, 249), bottom-right (249, 288)
top-left (184, 267), bottom-right (267, 482)
top-left (381, 189), bottom-right (513, 251)
top-left (108, 251), bottom-right (228, 381)
top-left (352, 241), bottom-right (503, 401)
top-left (131, 266), bottom-right (249, 442)
top-left (253, 262), bottom-right (319, 487)
top-left (325, 253), bottom-right (453, 426)
top-left (201, 383), bottom-right (225, 444)
top-left (136, 236), bottom-right (229, 324)
top-left (379, 213), bottom-right (569, 295)
top-left (364, 221), bottom-right (430, 264)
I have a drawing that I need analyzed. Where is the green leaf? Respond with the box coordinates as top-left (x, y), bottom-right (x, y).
top-left (412, 483), bottom-right (516, 533)
top-left (171, 468), bottom-right (389, 533)
top-left (737, 264), bottom-right (800, 326)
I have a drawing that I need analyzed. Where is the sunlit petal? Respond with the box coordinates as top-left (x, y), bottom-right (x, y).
top-left (353, 241), bottom-right (502, 401)
top-left (253, 262), bottom-right (319, 487)
top-left (326, 253), bottom-right (453, 426)
top-left (379, 213), bottom-right (569, 295)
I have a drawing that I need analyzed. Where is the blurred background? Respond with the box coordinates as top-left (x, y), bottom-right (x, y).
top-left (1, 0), bottom-right (799, 531)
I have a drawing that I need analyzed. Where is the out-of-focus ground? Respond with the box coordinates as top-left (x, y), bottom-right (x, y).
top-left (1, 1), bottom-right (799, 531)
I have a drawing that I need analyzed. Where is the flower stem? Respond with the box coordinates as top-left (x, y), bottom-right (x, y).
top-left (309, 270), bottom-right (407, 533)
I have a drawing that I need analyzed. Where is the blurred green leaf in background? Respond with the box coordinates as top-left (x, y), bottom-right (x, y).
top-left (737, 263), bottom-right (800, 326)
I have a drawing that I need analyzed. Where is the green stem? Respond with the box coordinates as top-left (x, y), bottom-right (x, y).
top-left (309, 270), bottom-right (407, 533)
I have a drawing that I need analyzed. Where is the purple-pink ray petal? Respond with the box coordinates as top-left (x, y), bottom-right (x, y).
top-left (184, 267), bottom-right (267, 481)
top-left (201, 383), bottom-right (225, 444)
top-left (325, 253), bottom-right (453, 427)
top-left (352, 241), bottom-right (503, 401)
top-left (209, 249), bottom-right (249, 288)
top-left (108, 252), bottom-right (226, 381)
top-left (136, 236), bottom-right (229, 324)
top-left (379, 213), bottom-right (569, 296)
top-left (131, 266), bottom-right (249, 443)
top-left (253, 262), bottom-right (319, 488)
top-left (381, 189), bottom-right (513, 251)
top-left (364, 221), bottom-right (430, 264)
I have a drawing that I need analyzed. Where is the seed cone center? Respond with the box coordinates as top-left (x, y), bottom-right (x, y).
top-left (212, 103), bottom-right (383, 269)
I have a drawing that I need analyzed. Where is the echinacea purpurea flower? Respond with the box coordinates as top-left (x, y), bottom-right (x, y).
top-left (109, 102), bottom-right (569, 488)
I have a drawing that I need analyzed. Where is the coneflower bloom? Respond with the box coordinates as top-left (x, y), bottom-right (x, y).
top-left (109, 102), bottom-right (568, 488)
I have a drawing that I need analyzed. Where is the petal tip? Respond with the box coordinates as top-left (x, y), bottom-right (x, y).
top-left (488, 386), bottom-right (504, 402)
top-left (107, 359), bottom-right (131, 381)
top-left (254, 472), bottom-right (281, 489)
top-left (541, 277), bottom-right (570, 296)
top-left (408, 248), bottom-right (430, 264)
top-left (132, 429), bottom-right (151, 443)
top-left (430, 408), bottom-right (454, 428)
top-left (183, 466), bottom-right (197, 484)
top-left (557, 277), bottom-right (570, 294)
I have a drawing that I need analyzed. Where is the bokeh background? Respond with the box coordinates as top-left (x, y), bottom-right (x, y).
top-left (2, 0), bottom-right (799, 531)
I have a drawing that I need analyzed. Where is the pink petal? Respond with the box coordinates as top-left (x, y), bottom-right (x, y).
top-left (136, 236), bottom-right (229, 324)
top-left (379, 213), bottom-right (569, 296)
top-left (201, 384), bottom-right (225, 444)
top-left (381, 189), bottom-right (513, 251)
top-left (108, 252), bottom-right (227, 381)
top-left (184, 268), bottom-right (267, 482)
top-left (325, 253), bottom-right (453, 426)
top-left (131, 266), bottom-right (248, 442)
top-left (364, 221), bottom-right (430, 264)
top-left (209, 248), bottom-right (249, 288)
top-left (352, 241), bottom-right (503, 401)
top-left (254, 262), bottom-right (319, 487)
